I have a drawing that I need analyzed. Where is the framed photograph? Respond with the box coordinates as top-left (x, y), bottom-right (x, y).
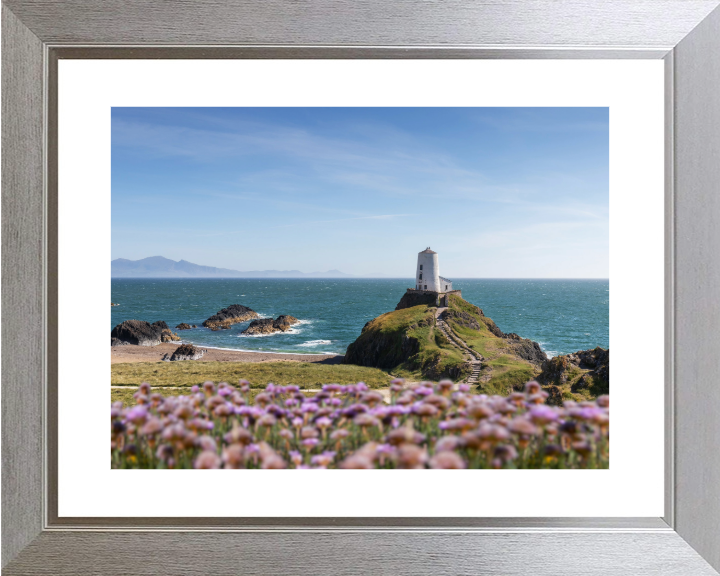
top-left (3, 1), bottom-right (719, 574)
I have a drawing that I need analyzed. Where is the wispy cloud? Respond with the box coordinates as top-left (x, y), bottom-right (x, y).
top-left (112, 108), bottom-right (609, 277)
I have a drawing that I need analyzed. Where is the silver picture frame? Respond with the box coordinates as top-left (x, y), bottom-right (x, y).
top-left (3, 1), bottom-right (720, 573)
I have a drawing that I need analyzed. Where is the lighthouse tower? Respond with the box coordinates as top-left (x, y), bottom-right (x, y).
top-left (416, 248), bottom-right (441, 292)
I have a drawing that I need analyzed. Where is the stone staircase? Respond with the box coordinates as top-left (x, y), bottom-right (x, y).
top-left (435, 307), bottom-right (483, 386)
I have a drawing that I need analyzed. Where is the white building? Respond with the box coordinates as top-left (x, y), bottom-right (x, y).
top-left (415, 247), bottom-right (453, 292)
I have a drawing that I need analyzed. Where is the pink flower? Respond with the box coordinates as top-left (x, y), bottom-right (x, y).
top-left (125, 405), bottom-right (148, 425)
top-left (524, 381), bottom-right (541, 395)
top-left (316, 416), bottom-right (333, 429)
top-left (340, 454), bottom-right (373, 469)
top-left (194, 450), bottom-right (221, 469)
top-left (528, 405), bottom-right (559, 425)
top-left (429, 451), bottom-right (466, 469)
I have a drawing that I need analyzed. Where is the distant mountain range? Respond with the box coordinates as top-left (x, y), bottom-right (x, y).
top-left (111, 256), bottom-right (357, 278)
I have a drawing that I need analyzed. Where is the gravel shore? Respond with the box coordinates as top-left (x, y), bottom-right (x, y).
top-left (111, 343), bottom-right (343, 365)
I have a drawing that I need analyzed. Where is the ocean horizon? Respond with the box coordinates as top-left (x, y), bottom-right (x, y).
top-left (111, 278), bottom-right (609, 358)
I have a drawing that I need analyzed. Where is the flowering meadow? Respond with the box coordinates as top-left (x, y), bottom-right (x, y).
top-left (111, 379), bottom-right (609, 469)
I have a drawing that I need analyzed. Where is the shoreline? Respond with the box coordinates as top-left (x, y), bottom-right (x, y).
top-left (111, 342), bottom-right (344, 365)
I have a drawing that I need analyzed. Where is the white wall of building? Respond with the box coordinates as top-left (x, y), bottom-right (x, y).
top-left (439, 277), bottom-right (453, 292)
top-left (416, 250), bottom-right (441, 291)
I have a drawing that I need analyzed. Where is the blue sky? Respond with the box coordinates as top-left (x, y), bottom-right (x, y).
top-left (111, 107), bottom-right (608, 278)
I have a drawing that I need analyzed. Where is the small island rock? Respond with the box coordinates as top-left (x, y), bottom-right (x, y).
top-left (203, 304), bottom-right (258, 329)
top-left (242, 315), bottom-right (299, 335)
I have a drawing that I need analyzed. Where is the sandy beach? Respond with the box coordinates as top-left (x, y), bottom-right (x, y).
top-left (111, 343), bottom-right (343, 365)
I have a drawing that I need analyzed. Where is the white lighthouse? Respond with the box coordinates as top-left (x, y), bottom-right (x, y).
top-left (415, 247), bottom-right (453, 293)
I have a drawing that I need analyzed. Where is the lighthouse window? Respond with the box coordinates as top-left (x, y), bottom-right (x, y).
top-left (419, 273), bottom-right (422, 280)
top-left (420, 265), bottom-right (423, 270)
top-left (424, 285), bottom-right (427, 290)
top-left (445, 285), bottom-right (448, 290)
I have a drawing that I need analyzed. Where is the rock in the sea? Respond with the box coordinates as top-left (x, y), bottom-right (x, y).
top-left (274, 315), bottom-right (299, 330)
top-left (175, 323), bottom-right (193, 330)
top-left (169, 343), bottom-right (205, 361)
top-left (111, 319), bottom-right (166, 346)
top-left (111, 302), bottom-right (119, 307)
top-left (203, 304), bottom-right (258, 329)
top-left (242, 315), bottom-right (300, 335)
top-left (161, 329), bottom-right (181, 342)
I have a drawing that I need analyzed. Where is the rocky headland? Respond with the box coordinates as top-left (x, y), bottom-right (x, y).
top-left (111, 319), bottom-right (180, 346)
top-left (242, 315), bottom-right (300, 335)
top-left (344, 292), bottom-right (609, 403)
top-left (202, 304), bottom-right (258, 330)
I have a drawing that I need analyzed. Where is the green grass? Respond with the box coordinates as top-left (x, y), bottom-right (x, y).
top-left (368, 305), bottom-right (433, 333)
top-left (346, 304), bottom-right (468, 380)
top-left (110, 387), bottom-right (321, 406)
top-left (111, 361), bottom-right (393, 390)
top-left (443, 295), bottom-right (540, 392)
top-left (405, 321), bottom-right (467, 380)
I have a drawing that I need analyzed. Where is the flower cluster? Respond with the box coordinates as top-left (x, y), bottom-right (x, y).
top-left (111, 380), bottom-right (609, 469)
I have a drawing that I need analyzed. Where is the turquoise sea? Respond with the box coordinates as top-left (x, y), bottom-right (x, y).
top-left (111, 278), bottom-right (609, 358)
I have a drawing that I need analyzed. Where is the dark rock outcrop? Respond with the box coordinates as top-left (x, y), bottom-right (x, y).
top-left (545, 385), bottom-right (563, 406)
top-left (111, 319), bottom-right (165, 346)
top-left (482, 317), bottom-right (505, 338)
top-left (203, 304), bottom-right (258, 329)
top-left (175, 323), bottom-right (193, 330)
top-left (344, 325), bottom-right (422, 370)
top-left (242, 315), bottom-right (300, 335)
top-left (161, 330), bottom-right (180, 342)
top-left (506, 336), bottom-right (547, 366)
top-left (538, 355), bottom-right (571, 384)
top-left (537, 347), bottom-right (609, 395)
top-left (395, 292), bottom-right (439, 310)
top-left (444, 308), bottom-right (481, 331)
top-left (574, 347), bottom-right (609, 382)
top-left (168, 343), bottom-right (205, 361)
top-left (111, 302), bottom-right (119, 307)
top-left (110, 319), bottom-right (180, 345)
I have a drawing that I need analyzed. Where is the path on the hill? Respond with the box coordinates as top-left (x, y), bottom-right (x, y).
top-left (435, 307), bottom-right (484, 386)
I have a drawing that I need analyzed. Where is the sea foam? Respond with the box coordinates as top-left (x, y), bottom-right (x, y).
top-left (297, 339), bottom-right (332, 347)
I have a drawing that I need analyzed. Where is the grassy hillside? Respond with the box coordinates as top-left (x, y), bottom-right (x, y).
top-left (343, 294), bottom-right (545, 390)
top-left (343, 304), bottom-right (469, 381)
top-left (443, 294), bottom-right (537, 395)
